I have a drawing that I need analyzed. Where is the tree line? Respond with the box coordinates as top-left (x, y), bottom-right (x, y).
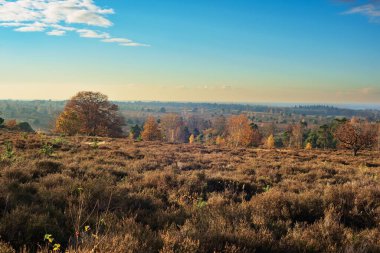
top-left (51, 92), bottom-right (380, 156)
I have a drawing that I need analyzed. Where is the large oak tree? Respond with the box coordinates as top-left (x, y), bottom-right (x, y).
top-left (56, 91), bottom-right (125, 137)
top-left (335, 119), bottom-right (377, 156)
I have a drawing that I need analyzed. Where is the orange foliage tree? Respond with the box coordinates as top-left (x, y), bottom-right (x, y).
top-left (335, 120), bottom-right (378, 156)
top-left (227, 114), bottom-right (257, 147)
top-left (5, 119), bottom-right (17, 129)
top-left (141, 116), bottom-right (162, 141)
top-left (55, 91), bottom-right (125, 137)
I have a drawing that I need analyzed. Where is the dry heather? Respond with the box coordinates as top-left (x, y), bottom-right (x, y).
top-left (0, 131), bottom-right (380, 253)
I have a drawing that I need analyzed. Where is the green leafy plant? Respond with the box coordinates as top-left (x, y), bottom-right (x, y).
top-left (263, 185), bottom-right (271, 192)
top-left (44, 234), bottom-right (61, 252)
top-left (196, 198), bottom-right (207, 208)
top-left (40, 143), bottom-right (54, 157)
top-left (91, 139), bottom-right (99, 149)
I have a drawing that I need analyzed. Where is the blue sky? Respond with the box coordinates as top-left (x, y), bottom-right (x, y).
top-left (0, 0), bottom-right (379, 103)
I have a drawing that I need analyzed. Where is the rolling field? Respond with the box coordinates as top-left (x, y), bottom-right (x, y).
top-left (0, 131), bottom-right (380, 253)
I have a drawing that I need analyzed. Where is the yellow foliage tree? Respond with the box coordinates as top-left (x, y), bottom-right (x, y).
top-left (266, 134), bottom-right (275, 149)
top-left (55, 109), bottom-right (81, 136)
top-left (305, 142), bottom-right (312, 150)
top-left (189, 134), bottom-right (195, 144)
top-left (215, 135), bottom-right (225, 146)
top-left (141, 116), bottom-right (162, 141)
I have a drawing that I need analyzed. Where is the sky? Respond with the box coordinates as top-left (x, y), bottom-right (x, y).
top-left (0, 0), bottom-right (379, 104)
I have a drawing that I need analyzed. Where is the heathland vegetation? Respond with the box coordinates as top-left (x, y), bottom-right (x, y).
top-left (0, 91), bottom-right (379, 253)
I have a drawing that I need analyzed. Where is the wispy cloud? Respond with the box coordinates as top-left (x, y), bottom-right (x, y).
top-left (342, 0), bottom-right (380, 23)
top-left (0, 0), bottom-right (148, 47)
top-left (77, 28), bottom-right (109, 38)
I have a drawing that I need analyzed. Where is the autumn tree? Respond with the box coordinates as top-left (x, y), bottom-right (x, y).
top-left (335, 120), bottom-right (378, 156)
top-left (55, 91), bottom-right (125, 137)
top-left (5, 119), bottom-right (17, 129)
top-left (289, 122), bottom-right (307, 149)
top-left (55, 109), bottom-right (81, 136)
top-left (212, 115), bottom-right (227, 137)
top-left (189, 134), bottom-right (195, 144)
top-left (215, 135), bottom-right (226, 146)
top-left (305, 142), bottom-right (312, 150)
top-left (186, 115), bottom-right (211, 136)
top-left (262, 122), bottom-right (276, 138)
top-left (141, 116), bottom-right (162, 141)
top-left (227, 114), bottom-right (256, 147)
top-left (161, 114), bottom-right (186, 143)
top-left (266, 134), bottom-right (275, 149)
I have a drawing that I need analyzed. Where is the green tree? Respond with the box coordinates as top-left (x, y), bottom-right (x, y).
top-left (129, 124), bottom-right (142, 140)
top-left (16, 122), bottom-right (34, 133)
top-left (316, 124), bottom-right (336, 149)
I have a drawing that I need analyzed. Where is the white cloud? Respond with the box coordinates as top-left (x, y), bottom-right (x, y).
top-left (14, 22), bottom-right (46, 32)
top-left (102, 37), bottom-right (149, 47)
top-left (15, 26), bottom-right (45, 32)
top-left (77, 28), bottom-right (109, 38)
top-left (102, 38), bottom-right (132, 43)
top-left (120, 42), bottom-right (149, 47)
top-left (0, 0), bottom-right (147, 47)
top-left (47, 29), bottom-right (65, 36)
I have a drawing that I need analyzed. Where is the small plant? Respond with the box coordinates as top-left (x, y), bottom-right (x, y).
top-left (44, 234), bottom-right (61, 252)
top-left (52, 137), bottom-right (65, 146)
top-left (263, 185), bottom-right (271, 192)
top-left (21, 132), bottom-right (29, 140)
top-left (91, 139), bottom-right (99, 149)
top-left (40, 143), bottom-right (54, 157)
top-left (196, 198), bottom-right (207, 208)
top-left (2, 141), bottom-right (15, 160)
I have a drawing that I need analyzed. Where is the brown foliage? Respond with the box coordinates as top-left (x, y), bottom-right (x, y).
top-left (55, 91), bottom-right (125, 137)
top-left (335, 120), bottom-right (378, 156)
top-left (5, 120), bottom-right (17, 129)
top-left (0, 132), bottom-right (379, 253)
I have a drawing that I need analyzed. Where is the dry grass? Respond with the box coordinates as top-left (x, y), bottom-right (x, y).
top-left (0, 131), bottom-right (379, 253)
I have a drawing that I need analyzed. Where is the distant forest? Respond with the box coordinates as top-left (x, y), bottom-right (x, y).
top-left (0, 100), bottom-right (379, 131)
